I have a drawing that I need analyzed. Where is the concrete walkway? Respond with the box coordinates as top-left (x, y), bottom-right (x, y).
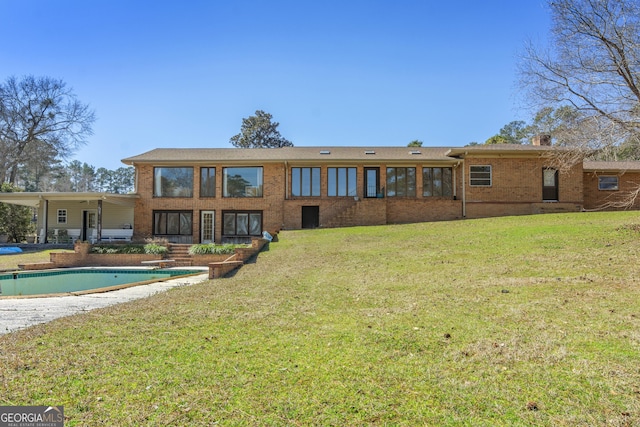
top-left (0, 273), bottom-right (208, 335)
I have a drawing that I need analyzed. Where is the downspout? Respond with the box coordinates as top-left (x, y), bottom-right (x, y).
top-left (461, 158), bottom-right (466, 218)
top-left (283, 161), bottom-right (288, 231)
top-left (134, 163), bottom-right (139, 193)
top-left (284, 161), bottom-right (288, 201)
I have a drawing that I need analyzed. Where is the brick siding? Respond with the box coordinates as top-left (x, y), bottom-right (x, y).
top-left (463, 157), bottom-right (583, 218)
top-left (583, 171), bottom-right (640, 210)
top-left (128, 155), bottom-right (640, 239)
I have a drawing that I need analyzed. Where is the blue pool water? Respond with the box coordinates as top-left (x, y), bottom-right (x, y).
top-left (0, 268), bottom-right (205, 297)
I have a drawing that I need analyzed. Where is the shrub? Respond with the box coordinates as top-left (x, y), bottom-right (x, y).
top-left (144, 243), bottom-right (169, 255)
top-left (90, 244), bottom-right (145, 254)
top-left (188, 243), bottom-right (238, 255)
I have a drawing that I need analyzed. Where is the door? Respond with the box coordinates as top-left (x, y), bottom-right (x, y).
top-left (364, 167), bottom-right (380, 198)
top-left (302, 206), bottom-right (319, 229)
top-left (201, 211), bottom-right (215, 243)
top-left (542, 169), bottom-right (558, 201)
top-left (82, 210), bottom-right (97, 241)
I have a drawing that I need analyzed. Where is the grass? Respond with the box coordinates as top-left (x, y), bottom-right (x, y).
top-left (0, 249), bottom-right (72, 271)
top-left (1, 211), bottom-right (640, 426)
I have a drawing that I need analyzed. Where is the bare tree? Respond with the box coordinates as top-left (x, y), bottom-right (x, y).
top-left (520, 0), bottom-right (640, 206)
top-left (0, 76), bottom-right (95, 184)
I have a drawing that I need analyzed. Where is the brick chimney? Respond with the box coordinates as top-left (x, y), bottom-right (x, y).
top-left (532, 134), bottom-right (551, 146)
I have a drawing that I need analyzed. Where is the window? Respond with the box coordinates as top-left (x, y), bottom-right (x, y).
top-left (57, 209), bottom-right (67, 224)
top-left (470, 165), bottom-right (492, 186)
top-left (423, 167), bottom-right (453, 197)
top-left (223, 167), bottom-right (263, 197)
top-left (386, 167), bottom-right (416, 197)
top-left (154, 211), bottom-right (193, 235)
top-left (154, 167), bottom-right (193, 197)
top-left (598, 176), bottom-right (619, 191)
top-left (200, 167), bottom-right (216, 197)
top-left (292, 167), bottom-right (320, 197)
top-left (327, 167), bottom-right (357, 197)
top-left (223, 211), bottom-right (262, 236)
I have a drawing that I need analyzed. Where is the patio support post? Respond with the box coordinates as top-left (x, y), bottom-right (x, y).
top-left (97, 199), bottom-right (103, 242)
top-left (43, 199), bottom-right (49, 243)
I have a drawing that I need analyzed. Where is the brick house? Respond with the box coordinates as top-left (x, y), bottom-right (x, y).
top-left (120, 142), bottom-right (640, 244)
top-left (0, 143), bottom-right (635, 245)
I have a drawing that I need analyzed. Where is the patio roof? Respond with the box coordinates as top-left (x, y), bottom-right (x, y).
top-left (0, 192), bottom-right (139, 208)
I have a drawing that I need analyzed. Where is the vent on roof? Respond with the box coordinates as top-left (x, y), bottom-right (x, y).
top-left (410, 150), bottom-right (422, 155)
top-left (320, 150), bottom-right (331, 155)
top-left (365, 150), bottom-right (376, 155)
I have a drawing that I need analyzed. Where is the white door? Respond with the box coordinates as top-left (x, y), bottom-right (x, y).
top-left (201, 211), bottom-right (215, 243)
top-left (82, 210), bottom-right (97, 242)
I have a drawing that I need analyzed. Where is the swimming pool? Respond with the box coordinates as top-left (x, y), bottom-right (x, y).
top-left (0, 268), bottom-right (206, 297)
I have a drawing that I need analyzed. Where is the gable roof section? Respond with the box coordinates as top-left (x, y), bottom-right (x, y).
top-left (122, 147), bottom-right (457, 165)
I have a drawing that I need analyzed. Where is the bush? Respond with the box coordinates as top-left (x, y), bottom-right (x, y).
top-left (188, 243), bottom-right (238, 255)
top-left (91, 244), bottom-right (145, 254)
top-left (144, 243), bottom-right (169, 255)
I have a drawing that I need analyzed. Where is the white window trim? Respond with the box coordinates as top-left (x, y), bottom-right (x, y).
top-left (469, 165), bottom-right (492, 187)
top-left (57, 209), bottom-right (67, 224)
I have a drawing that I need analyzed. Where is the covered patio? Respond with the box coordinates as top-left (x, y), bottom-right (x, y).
top-left (0, 192), bottom-right (138, 243)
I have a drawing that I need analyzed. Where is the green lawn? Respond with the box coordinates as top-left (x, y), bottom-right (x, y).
top-left (1, 212), bottom-right (640, 426)
top-left (0, 249), bottom-right (72, 271)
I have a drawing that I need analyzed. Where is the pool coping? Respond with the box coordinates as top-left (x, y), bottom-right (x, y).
top-left (0, 270), bottom-right (210, 335)
top-left (0, 266), bottom-right (208, 299)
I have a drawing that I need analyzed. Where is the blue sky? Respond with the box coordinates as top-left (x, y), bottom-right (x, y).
top-left (1, 0), bottom-right (550, 170)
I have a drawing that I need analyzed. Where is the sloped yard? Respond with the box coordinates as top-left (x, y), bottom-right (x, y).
top-left (1, 211), bottom-right (640, 426)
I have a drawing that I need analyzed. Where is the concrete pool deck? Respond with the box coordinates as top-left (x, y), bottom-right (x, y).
top-left (0, 272), bottom-right (208, 335)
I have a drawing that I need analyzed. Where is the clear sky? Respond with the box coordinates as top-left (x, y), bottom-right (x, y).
top-left (1, 0), bottom-right (551, 170)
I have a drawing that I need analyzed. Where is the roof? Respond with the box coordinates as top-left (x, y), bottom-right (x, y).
top-left (121, 146), bottom-right (461, 165)
top-left (0, 192), bottom-right (139, 208)
top-left (583, 161), bottom-right (640, 172)
top-left (122, 145), bottom-right (569, 165)
top-left (447, 144), bottom-right (568, 157)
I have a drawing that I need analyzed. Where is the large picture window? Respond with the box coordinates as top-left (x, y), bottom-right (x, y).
top-left (386, 167), bottom-right (416, 197)
top-left (423, 167), bottom-right (453, 197)
top-left (200, 167), bottom-right (216, 197)
top-left (223, 211), bottom-right (262, 236)
top-left (327, 167), bottom-right (357, 197)
top-left (154, 167), bottom-right (193, 197)
top-left (223, 167), bottom-right (263, 197)
top-left (292, 167), bottom-right (321, 197)
top-left (154, 211), bottom-right (192, 235)
top-left (470, 165), bottom-right (492, 186)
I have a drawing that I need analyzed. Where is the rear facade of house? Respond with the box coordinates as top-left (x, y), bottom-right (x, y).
top-left (122, 143), bottom-right (640, 244)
